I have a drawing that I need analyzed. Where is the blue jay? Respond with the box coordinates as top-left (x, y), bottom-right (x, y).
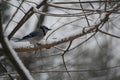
top-left (18, 25), bottom-right (51, 44)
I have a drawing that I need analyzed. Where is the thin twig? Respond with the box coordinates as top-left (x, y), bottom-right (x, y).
top-left (4, 0), bottom-right (24, 32)
top-left (69, 32), bottom-right (96, 51)
top-left (3, 1), bottom-right (25, 13)
top-left (52, 1), bottom-right (120, 4)
top-left (61, 41), bottom-right (73, 80)
top-left (46, 18), bottom-right (83, 40)
top-left (79, 0), bottom-right (90, 27)
top-left (46, 3), bottom-right (120, 14)
top-left (1, 64), bottom-right (120, 75)
top-left (98, 29), bottom-right (120, 39)
top-left (0, 62), bottom-right (14, 80)
top-left (35, 10), bottom-right (95, 17)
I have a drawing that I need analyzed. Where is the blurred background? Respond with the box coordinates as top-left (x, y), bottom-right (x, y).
top-left (0, 0), bottom-right (120, 80)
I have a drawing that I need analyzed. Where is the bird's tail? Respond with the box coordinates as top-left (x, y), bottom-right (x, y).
top-left (11, 37), bottom-right (23, 42)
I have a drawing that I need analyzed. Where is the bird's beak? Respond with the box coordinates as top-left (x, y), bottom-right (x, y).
top-left (48, 28), bottom-right (51, 30)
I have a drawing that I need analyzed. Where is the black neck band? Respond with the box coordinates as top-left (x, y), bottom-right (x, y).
top-left (40, 27), bottom-right (46, 36)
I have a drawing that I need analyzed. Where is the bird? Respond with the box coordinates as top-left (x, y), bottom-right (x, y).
top-left (18, 25), bottom-right (51, 44)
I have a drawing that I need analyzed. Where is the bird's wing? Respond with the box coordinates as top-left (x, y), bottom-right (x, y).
top-left (21, 30), bottom-right (39, 40)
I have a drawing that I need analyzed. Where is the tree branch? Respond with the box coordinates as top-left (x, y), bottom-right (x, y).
top-left (0, 8), bottom-right (34, 80)
top-left (0, 11), bottom-right (113, 52)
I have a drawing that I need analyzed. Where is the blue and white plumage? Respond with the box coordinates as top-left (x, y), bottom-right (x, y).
top-left (18, 25), bottom-right (51, 44)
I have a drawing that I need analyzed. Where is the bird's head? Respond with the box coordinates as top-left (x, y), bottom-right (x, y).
top-left (40, 25), bottom-right (51, 32)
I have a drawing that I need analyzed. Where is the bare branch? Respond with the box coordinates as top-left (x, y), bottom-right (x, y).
top-left (1, 64), bottom-right (120, 75)
top-left (4, 0), bottom-right (24, 32)
top-left (0, 62), bottom-right (14, 80)
top-left (98, 29), bottom-right (120, 39)
top-left (52, 1), bottom-right (120, 4)
top-left (0, 10), bottom-right (115, 52)
top-left (61, 41), bottom-right (73, 80)
top-left (79, 0), bottom-right (90, 27)
top-left (0, 9), bottom-right (34, 80)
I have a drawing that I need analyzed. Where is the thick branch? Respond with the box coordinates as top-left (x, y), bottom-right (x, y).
top-left (0, 9), bottom-right (34, 80)
top-left (0, 11), bottom-right (114, 52)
